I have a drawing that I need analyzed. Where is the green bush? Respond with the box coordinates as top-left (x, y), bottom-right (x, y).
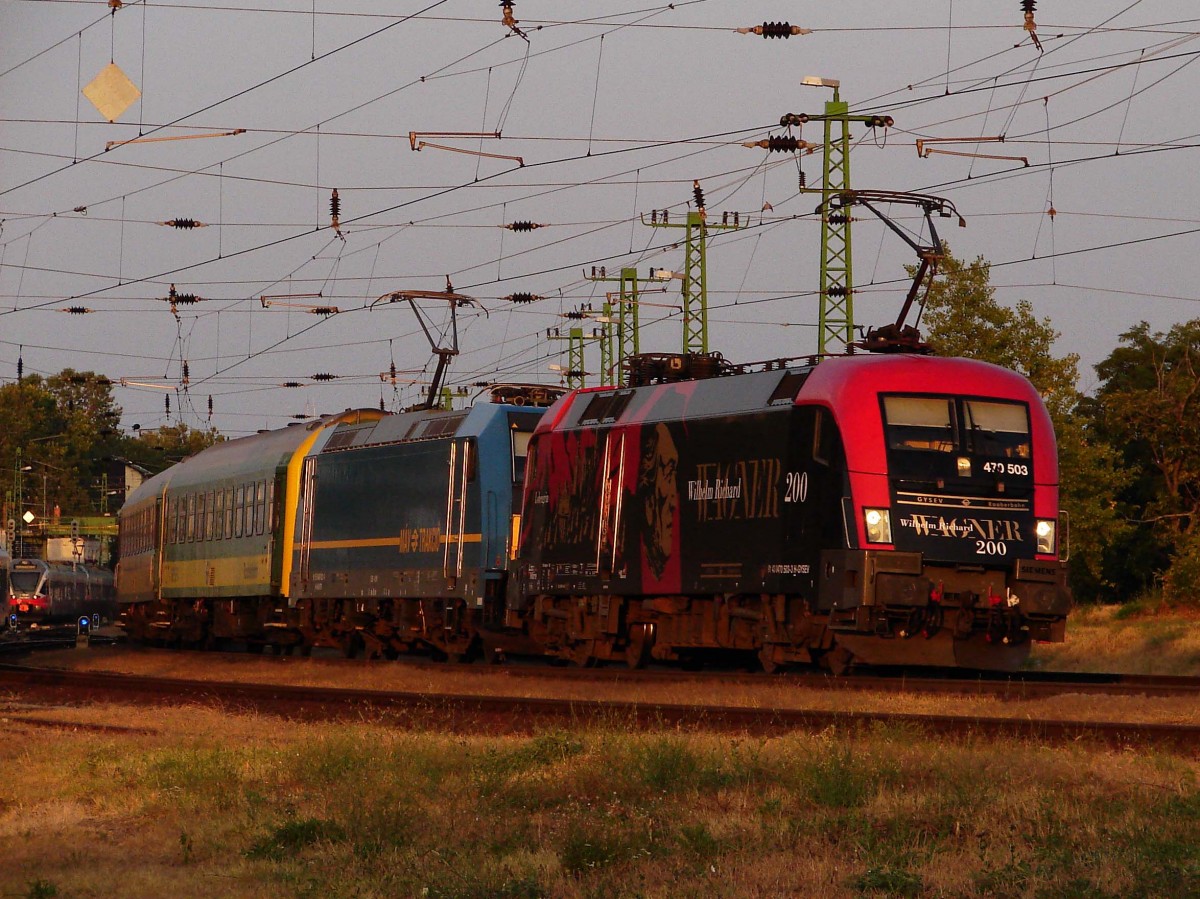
top-left (1162, 530), bottom-right (1200, 605)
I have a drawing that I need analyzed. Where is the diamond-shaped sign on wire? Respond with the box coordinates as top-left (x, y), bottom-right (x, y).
top-left (82, 62), bottom-right (141, 123)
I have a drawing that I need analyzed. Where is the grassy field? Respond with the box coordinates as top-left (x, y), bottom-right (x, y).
top-left (1032, 603), bottom-right (1200, 676)
top-left (1, 706), bottom-right (1197, 899)
top-left (2, 608), bottom-right (1197, 898)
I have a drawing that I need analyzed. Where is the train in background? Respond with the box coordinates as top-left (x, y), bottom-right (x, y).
top-left (5, 556), bottom-right (116, 629)
top-left (116, 357), bottom-right (1071, 673)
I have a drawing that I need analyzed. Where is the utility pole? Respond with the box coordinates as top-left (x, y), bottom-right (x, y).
top-left (584, 267), bottom-right (668, 385)
top-left (547, 309), bottom-right (602, 390)
top-left (776, 77), bottom-right (893, 354)
top-left (642, 181), bottom-right (743, 355)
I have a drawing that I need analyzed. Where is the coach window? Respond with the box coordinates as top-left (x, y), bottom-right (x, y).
top-left (224, 486), bottom-right (234, 538)
top-left (198, 492), bottom-right (208, 541)
top-left (266, 481), bottom-right (276, 532)
top-left (234, 486), bottom-right (244, 537)
top-left (166, 501), bottom-right (177, 544)
top-left (186, 493), bottom-right (196, 541)
top-left (213, 490), bottom-right (225, 540)
top-left (255, 481), bottom-right (267, 535)
top-left (246, 482), bottom-right (256, 535)
top-left (205, 491), bottom-right (216, 540)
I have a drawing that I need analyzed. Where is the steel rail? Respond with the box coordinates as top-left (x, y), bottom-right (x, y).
top-left (1, 665), bottom-right (1195, 754)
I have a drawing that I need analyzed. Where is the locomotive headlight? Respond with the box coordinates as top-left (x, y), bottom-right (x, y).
top-left (864, 508), bottom-right (893, 544)
top-left (1036, 518), bottom-right (1057, 555)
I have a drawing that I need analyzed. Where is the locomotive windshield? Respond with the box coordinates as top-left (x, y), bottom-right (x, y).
top-left (10, 570), bottom-right (42, 593)
top-left (883, 397), bottom-right (955, 452)
top-left (883, 396), bottom-right (1029, 458)
top-left (963, 399), bottom-right (1031, 458)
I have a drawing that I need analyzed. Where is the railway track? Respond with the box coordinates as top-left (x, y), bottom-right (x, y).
top-left (102, 644), bottom-right (1200, 700)
top-left (6, 637), bottom-right (1200, 700)
top-left (1, 663), bottom-right (1196, 754)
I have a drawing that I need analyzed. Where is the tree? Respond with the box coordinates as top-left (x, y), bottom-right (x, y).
top-left (1089, 321), bottom-right (1200, 603)
top-left (123, 422), bottom-right (221, 472)
top-left (915, 246), bottom-right (1130, 598)
top-left (0, 370), bottom-right (221, 526)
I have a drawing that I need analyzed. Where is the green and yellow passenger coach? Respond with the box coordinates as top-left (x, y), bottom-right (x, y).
top-left (117, 410), bottom-right (383, 643)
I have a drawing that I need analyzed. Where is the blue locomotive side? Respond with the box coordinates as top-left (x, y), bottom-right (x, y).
top-left (288, 401), bottom-right (545, 657)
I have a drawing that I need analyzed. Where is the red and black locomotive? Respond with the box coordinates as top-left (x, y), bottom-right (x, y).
top-left (509, 352), bottom-right (1070, 671)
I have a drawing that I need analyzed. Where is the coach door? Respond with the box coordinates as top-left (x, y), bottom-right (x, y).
top-left (595, 429), bottom-right (627, 580)
top-left (444, 439), bottom-right (473, 585)
top-left (296, 456), bottom-right (318, 589)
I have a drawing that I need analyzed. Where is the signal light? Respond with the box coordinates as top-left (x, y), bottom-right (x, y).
top-left (78, 615), bottom-right (90, 634)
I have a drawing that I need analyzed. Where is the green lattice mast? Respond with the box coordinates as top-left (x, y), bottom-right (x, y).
top-left (777, 78), bottom-right (892, 354)
top-left (641, 181), bottom-right (743, 354)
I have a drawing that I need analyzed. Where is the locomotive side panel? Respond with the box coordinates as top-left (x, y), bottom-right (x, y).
top-left (297, 439), bottom-right (477, 602)
top-left (520, 404), bottom-right (847, 602)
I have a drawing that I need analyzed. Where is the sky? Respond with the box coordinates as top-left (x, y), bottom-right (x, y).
top-left (2, 1), bottom-right (1199, 436)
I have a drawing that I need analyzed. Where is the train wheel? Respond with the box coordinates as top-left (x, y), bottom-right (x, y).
top-left (821, 646), bottom-right (854, 676)
top-left (624, 622), bottom-right (656, 670)
top-left (758, 646), bottom-right (782, 674)
top-left (570, 640), bottom-right (599, 667)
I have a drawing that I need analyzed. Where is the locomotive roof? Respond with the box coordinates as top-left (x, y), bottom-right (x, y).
top-left (539, 353), bottom-right (1052, 446)
top-left (317, 400), bottom-right (542, 454)
top-left (535, 354), bottom-right (1057, 486)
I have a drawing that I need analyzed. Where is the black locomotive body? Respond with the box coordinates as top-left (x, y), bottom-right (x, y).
top-left (512, 354), bottom-right (1070, 671)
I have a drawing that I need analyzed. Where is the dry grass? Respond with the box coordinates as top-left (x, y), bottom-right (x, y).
top-left (1033, 604), bottom-right (1200, 676)
top-left (0, 704), bottom-right (1196, 898)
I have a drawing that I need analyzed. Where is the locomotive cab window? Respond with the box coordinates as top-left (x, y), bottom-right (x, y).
top-left (10, 570), bottom-right (41, 593)
top-left (511, 429), bottom-right (533, 484)
top-left (882, 397), bottom-right (956, 452)
top-left (964, 400), bottom-right (1031, 459)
